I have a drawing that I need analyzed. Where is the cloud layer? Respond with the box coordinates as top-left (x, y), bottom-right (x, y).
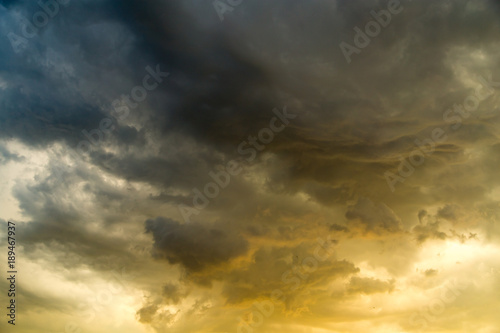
top-left (1, 0), bottom-right (500, 332)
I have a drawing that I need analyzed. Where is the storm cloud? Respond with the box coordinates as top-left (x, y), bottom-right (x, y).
top-left (1, 0), bottom-right (500, 332)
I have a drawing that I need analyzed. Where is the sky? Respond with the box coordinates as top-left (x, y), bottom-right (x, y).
top-left (1, 0), bottom-right (500, 332)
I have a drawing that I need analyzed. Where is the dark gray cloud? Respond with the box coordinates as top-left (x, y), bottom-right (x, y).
top-left (145, 217), bottom-right (249, 272)
top-left (0, 0), bottom-right (496, 270)
top-left (1, 0), bottom-right (499, 212)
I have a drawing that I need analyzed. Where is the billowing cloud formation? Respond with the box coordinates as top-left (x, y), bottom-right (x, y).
top-left (145, 217), bottom-right (249, 272)
top-left (0, 0), bottom-right (500, 332)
